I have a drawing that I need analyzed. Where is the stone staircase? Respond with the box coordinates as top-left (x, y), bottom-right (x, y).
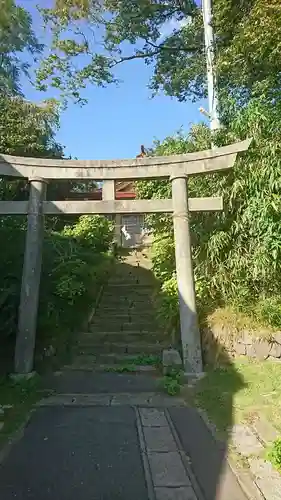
top-left (68, 250), bottom-right (169, 371)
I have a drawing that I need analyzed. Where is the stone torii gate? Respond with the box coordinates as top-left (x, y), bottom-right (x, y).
top-left (0, 139), bottom-right (251, 375)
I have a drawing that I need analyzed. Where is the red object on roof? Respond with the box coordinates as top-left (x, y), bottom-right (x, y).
top-left (67, 180), bottom-right (136, 201)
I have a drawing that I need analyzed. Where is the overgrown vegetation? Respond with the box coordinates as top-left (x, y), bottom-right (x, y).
top-left (267, 438), bottom-right (281, 474)
top-left (190, 359), bottom-right (281, 438)
top-left (0, 376), bottom-right (43, 446)
top-left (0, 214), bottom-right (114, 372)
top-left (160, 368), bottom-right (184, 396)
top-left (0, 3), bottom-right (114, 376)
top-left (136, 95), bottom-right (281, 342)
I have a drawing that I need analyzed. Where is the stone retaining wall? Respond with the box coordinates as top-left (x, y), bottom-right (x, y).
top-left (202, 326), bottom-right (281, 363)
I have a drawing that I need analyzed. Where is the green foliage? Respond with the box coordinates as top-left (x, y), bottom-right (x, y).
top-left (62, 215), bottom-right (114, 253)
top-left (0, 215), bottom-right (114, 357)
top-left (267, 438), bottom-right (281, 473)
top-left (137, 96), bottom-right (281, 334)
top-left (0, 95), bottom-right (62, 158)
top-left (38, 216), bottom-right (114, 336)
top-left (0, 0), bottom-right (43, 96)
top-left (36, 0), bottom-right (280, 105)
top-left (160, 369), bottom-right (184, 396)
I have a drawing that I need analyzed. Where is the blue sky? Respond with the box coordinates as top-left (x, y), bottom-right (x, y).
top-left (20, 1), bottom-right (207, 160)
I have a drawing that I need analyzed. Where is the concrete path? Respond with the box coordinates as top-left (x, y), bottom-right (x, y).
top-left (0, 373), bottom-right (247, 500)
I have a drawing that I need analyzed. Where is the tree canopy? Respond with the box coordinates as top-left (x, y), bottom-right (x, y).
top-left (36, 0), bottom-right (281, 105)
top-left (0, 0), bottom-right (43, 96)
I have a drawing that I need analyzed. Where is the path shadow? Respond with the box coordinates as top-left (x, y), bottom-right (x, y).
top-left (112, 249), bottom-right (247, 499)
top-left (0, 245), bottom-right (247, 500)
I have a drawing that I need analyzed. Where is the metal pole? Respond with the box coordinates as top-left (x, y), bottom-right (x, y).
top-left (202, 0), bottom-right (220, 131)
top-left (171, 174), bottom-right (203, 374)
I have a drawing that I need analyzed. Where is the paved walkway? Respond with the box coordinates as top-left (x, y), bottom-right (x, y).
top-left (0, 253), bottom-right (249, 499)
top-left (0, 372), bottom-right (247, 500)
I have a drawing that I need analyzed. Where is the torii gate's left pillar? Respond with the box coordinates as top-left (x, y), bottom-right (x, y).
top-left (15, 177), bottom-right (47, 374)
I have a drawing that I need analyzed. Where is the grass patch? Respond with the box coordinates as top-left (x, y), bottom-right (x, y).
top-left (267, 438), bottom-right (281, 474)
top-left (104, 354), bottom-right (161, 373)
top-left (0, 376), bottom-right (43, 447)
top-left (128, 354), bottom-right (160, 366)
top-left (189, 358), bottom-right (281, 438)
top-left (104, 364), bottom-right (137, 373)
top-left (159, 368), bottom-right (184, 396)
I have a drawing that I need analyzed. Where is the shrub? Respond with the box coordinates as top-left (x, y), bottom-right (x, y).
top-left (0, 215), bottom-right (114, 359)
top-left (267, 438), bottom-right (281, 473)
top-left (136, 98), bottom-right (281, 336)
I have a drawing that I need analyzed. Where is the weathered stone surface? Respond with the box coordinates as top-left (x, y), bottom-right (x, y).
top-left (251, 416), bottom-right (278, 445)
top-left (139, 408), bottom-right (167, 427)
top-left (234, 342), bottom-right (246, 355)
top-left (155, 487), bottom-right (197, 500)
top-left (162, 349), bottom-right (182, 375)
top-left (274, 332), bottom-right (281, 345)
top-left (37, 394), bottom-right (112, 407)
top-left (249, 458), bottom-right (281, 500)
top-left (246, 345), bottom-right (256, 358)
top-left (144, 426), bottom-right (177, 452)
top-left (268, 356), bottom-right (281, 363)
top-left (231, 424), bottom-right (263, 456)
top-left (148, 452), bottom-right (191, 487)
top-left (269, 342), bottom-right (281, 358)
top-left (0, 422), bottom-right (4, 431)
top-left (252, 339), bottom-right (271, 360)
top-left (240, 330), bottom-right (253, 345)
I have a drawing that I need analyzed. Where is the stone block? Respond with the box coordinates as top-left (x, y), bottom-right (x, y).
top-left (155, 487), bottom-right (197, 500)
top-left (162, 349), bottom-right (182, 375)
top-left (252, 339), bottom-right (271, 360)
top-left (231, 424), bottom-right (263, 456)
top-left (249, 458), bottom-right (281, 500)
top-left (234, 342), bottom-right (246, 355)
top-left (144, 426), bottom-right (177, 452)
top-left (270, 342), bottom-right (281, 358)
top-left (139, 408), bottom-right (167, 427)
top-left (274, 332), bottom-right (281, 345)
top-left (251, 416), bottom-right (278, 445)
top-left (246, 345), bottom-right (256, 358)
top-left (148, 452), bottom-right (191, 487)
top-left (240, 330), bottom-right (253, 345)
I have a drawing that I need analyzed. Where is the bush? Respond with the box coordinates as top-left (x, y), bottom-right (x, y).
top-left (267, 438), bottom-right (281, 473)
top-left (0, 215), bottom-right (114, 361)
top-left (136, 98), bottom-right (281, 337)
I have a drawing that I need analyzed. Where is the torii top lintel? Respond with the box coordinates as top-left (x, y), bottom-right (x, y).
top-left (0, 139), bottom-right (251, 181)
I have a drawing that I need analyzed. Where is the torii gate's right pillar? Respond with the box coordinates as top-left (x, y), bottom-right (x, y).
top-left (170, 174), bottom-right (203, 374)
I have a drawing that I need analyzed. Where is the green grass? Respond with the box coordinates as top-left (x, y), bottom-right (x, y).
top-left (189, 358), bottom-right (281, 438)
top-left (128, 354), bottom-right (160, 366)
top-left (0, 376), bottom-right (43, 446)
top-left (104, 364), bottom-right (137, 373)
top-left (104, 354), bottom-right (160, 373)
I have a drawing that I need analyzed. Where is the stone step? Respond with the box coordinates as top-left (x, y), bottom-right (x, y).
top-left (108, 278), bottom-right (155, 286)
top-left (96, 353), bottom-right (160, 364)
top-left (97, 305), bottom-right (155, 314)
top-left (99, 298), bottom-right (153, 307)
top-left (102, 288), bottom-right (154, 301)
top-left (106, 284), bottom-right (154, 290)
top-left (65, 359), bottom-right (158, 373)
top-left (89, 323), bottom-right (160, 333)
top-left (92, 312), bottom-right (157, 321)
top-left (76, 341), bottom-right (166, 356)
top-left (90, 321), bottom-right (159, 331)
top-left (79, 331), bottom-right (164, 344)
